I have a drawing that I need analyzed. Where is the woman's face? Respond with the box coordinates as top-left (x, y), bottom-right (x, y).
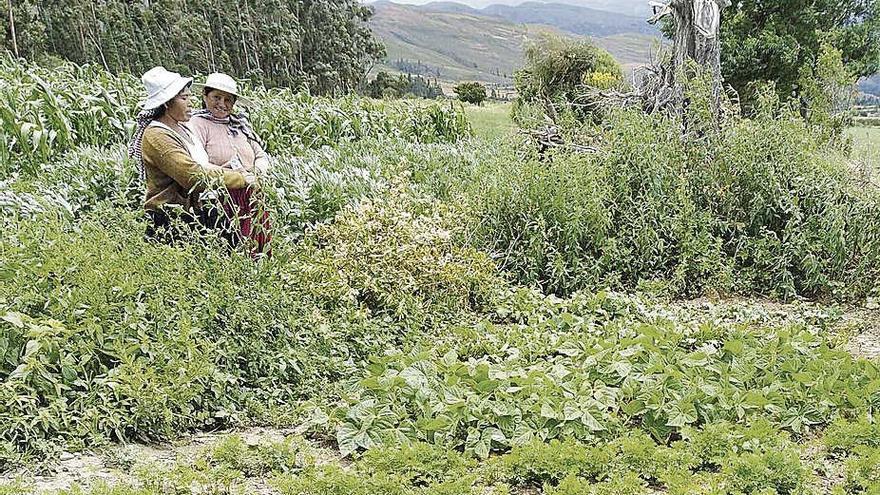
top-left (204, 89), bottom-right (237, 119)
top-left (165, 86), bottom-right (192, 123)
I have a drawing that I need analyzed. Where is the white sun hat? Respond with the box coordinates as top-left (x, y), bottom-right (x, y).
top-left (139, 66), bottom-right (193, 110)
top-left (196, 72), bottom-right (253, 107)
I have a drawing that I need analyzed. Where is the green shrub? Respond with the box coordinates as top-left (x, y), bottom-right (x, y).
top-left (357, 442), bottom-right (476, 485)
top-left (545, 472), bottom-right (647, 495)
top-left (842, 446), bottom-right (880, 493)
top-left (485, 438), bottom-right (610, 486)
top-left (293, 182), bottom-right (501, 327)
top-left (825, 416), bottom-right (880, 453)
top-left (464, 106), bottom-right (880, 299)
top-left (722, 448), bottom-right (810, 495)
top-left (211, 434), bottom-right (311, 476)
top-left (0, 184), bottom-right (499, 458)
top-left (513, 34), bottom-right (623, 126)
top-left (454, 82), bottom-right (487, 106)
top-left (273, 466), bottom-right (411, 495)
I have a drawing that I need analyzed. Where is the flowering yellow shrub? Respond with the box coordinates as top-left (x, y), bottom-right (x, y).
top-left (582, 70), bottom-right (622, 90)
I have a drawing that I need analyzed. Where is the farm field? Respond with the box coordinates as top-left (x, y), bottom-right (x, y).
top-left (848, 126), bottom-right (880, 157)
top-left (1, 56), bottom-right (880, 495)
top-left (462, 102), bottom-right (515, 140)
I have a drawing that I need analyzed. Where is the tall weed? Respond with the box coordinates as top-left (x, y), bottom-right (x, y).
top-left (463, 108), bottom-right (880, 299)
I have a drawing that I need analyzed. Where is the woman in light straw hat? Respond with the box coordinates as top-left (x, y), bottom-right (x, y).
top-left (128, 67), bottom-right (256, 243)
top-left (190, 72), bottom-right (272, 257)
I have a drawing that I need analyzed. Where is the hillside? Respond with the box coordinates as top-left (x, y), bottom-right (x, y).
top-left (418, 1), bottom-right (657, 36)
top-left (369, 1), bottom-right (659, 85)
top-left (374, 0), bottom-right (650, 16)
top-left (861, 74), bottom-right (880, 96)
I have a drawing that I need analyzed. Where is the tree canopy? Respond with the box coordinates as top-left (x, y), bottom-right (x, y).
top-left (1, 0), bottom-right (385, 94)
top-left (454, 81), bottom-right (487, 105)
top-left (720, 0), bottom-right (880, 109)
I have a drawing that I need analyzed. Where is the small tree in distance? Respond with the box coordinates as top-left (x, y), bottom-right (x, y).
top-left (454, 82), bottom-right (487, 105)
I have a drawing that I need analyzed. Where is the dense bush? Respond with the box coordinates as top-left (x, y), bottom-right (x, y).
top-left (0, 184), bottom-right (498, 461)
top-left (454, 82), bottom-right (488, 106)
top-left (513, 35), bottom-right (623, 126)
top-left (462, 105), bottom-right (880, 299)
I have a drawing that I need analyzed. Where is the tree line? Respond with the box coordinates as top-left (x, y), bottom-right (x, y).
top-left (1, 0), bottom-right (385, 95)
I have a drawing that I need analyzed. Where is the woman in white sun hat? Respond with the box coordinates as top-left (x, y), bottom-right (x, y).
top-left (190, 72), bottom-right (272, 257)
top-left (128, 67), bottom-right (256, 243)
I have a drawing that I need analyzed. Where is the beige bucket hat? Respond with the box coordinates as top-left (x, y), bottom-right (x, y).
top-left (196, 73), bottom-right (253, 107)
top-left (140, 66), bottom-right (193, 110)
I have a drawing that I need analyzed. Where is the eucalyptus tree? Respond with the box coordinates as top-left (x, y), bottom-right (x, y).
top-left (1, 0), bottom-right (385, 94)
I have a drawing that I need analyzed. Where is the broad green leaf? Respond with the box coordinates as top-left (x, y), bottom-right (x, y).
top-left (623, 400), bottom-right (647, 416)
top-left (723, 339), bottom-right (744, 355)
top-left (563, 404), bottom-right (582, 421)
top-left (336, 423), bottom-right (360, 458)
top-left (540, 403), bottom-right (559, 420)
top-left (1, 312), bottom-right (25, 328)
top-left (580, 409), bottom-right (604, 431)
top-left (23, 340), bottom-right (41, 359)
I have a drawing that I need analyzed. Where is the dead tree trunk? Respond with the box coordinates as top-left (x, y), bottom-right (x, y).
top-left (647, 0), bottom-right (730, 115)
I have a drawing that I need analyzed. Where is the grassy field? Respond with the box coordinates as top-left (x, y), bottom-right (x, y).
top-left (848, 126), bottom-right (880, 150)
top-left (463, 101), bottom-right (515, 140)
top-left (847, 126), bottom-right (880, 178)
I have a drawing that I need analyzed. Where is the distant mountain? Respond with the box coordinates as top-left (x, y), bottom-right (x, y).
top-left (861, 75), bottom-right (880, 96)
top-left (368, 0), bottom-right (651, 17)
top-left (390, 0), bottom-right (654, 29)
top-left (481, 2), bottom-right (656, 37)
top-left (370, 1), bottom-right (548, 84)
top-left (368, 1), bottom-right (659, 84)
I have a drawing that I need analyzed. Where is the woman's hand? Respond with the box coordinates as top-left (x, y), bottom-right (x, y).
top-left (243, 171), bottom-right (260, 191)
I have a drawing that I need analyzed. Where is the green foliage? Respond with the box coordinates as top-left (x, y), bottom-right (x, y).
top-left (274, 465), bottom-right (413, 495)
top-left (483, 438), bottom-right (610, 485)
top-left (211, 435), bottom-right (311, 476)
top-left (720, 0), bottom-right (880, 113)
top-left (0, 56), bottom-right (471, 177)
top-left (463, 103), bottom-right (880, 299)
top-left (357, 442), bottom-right (477, 486)
top-left (0, 56), bottom-right (136, 176)
top-left (2, 55), bottom-right (880, 494)
top-left (365, 72), bottom-right (443, 100)
top-left (513, 34), bottom-right (623, 125)
top-left (825, 416), bottom-right (880, 453)
top-left (2, 0), bottom-right (384, 93)
top-left (292, 183), bottom-right (501, 327)
top-left (544, 473), bottom-right (647, 495)
top-left (330, 290), bottom-right (880, 460)
top-left (841, 446), bottom-right (880, 494)
top-left (722, 448), bottom-right (810, 495)
top-left (796, 43), bottom-right (856, 138)
top-left (0, 181), bottom-right (498, 459)
top-left (454, 82), bottom-right (488, 106)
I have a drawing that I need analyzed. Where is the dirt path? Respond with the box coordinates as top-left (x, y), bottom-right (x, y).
top-left (670, 296), bottom-right (880, 361)
top-left (1, 427), bottom-right (340, 495)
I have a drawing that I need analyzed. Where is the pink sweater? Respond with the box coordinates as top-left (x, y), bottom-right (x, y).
top-left (189, 117), bottom-right (270, 174)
